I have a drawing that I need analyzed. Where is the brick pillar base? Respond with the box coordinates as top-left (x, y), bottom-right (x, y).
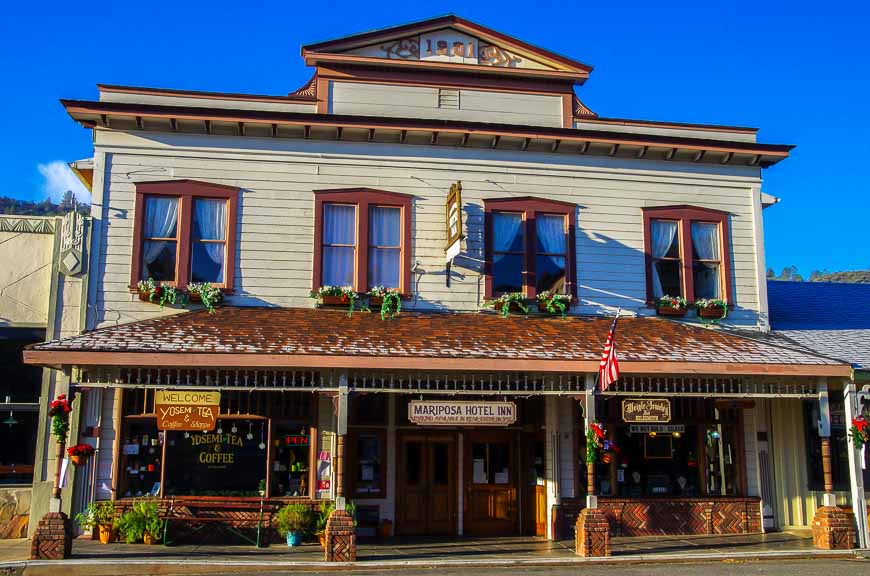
top-left (324, 509), bottom-right (356, 562)
top-left (812, 506), bottom-right (856, 550)
top-left (30, 512), bottom-right (73, 560)
top-left (575, 508), bottom-right (611, 557)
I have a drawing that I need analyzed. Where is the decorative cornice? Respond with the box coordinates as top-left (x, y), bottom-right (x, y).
top-left (290, 75), bottom-right (317, 99)
top-left (573, 95), bottom-right (597, 118)
top-left (0, 216), bottom-right (56, 234)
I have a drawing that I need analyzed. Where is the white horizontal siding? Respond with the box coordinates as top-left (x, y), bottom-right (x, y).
top-left (330, 82), bottom-right (564, 127)
top-left (90, 131), bottom-right (763, 329)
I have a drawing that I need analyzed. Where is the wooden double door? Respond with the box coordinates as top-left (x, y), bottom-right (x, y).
top-left (465, 430), bottom-right (518, 535)
top-left (396, 432), bottom-right (457, 535)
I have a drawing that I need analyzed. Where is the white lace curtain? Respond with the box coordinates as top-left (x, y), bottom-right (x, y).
top-left (323, 204), bottom-right (356, 286)
top-left (193, 199), bottom-right (226, 283)
top-left (691, 222), bottom-right (721, 299)
top-left (369, 206), bottom-right (401, 288)
top-left (142, 197), bottom-right (178, 278)
top-left (651, 220), bottom-right (678, 298)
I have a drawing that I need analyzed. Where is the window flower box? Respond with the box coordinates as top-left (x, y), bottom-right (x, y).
top-left (536, 291), bottom-right (571, 318)
top-left (309, 286), bottom-right (365, 317)
top-left (187, 282), bottom-right (222, 314)
top-left (367, 287), bottom-right (402, 320)
top-left (695, 298), bottom-right (728, 320)
top-left (484, 293), bottom-right (529, 318)
top-left (655, 295), bottom-right (688, 317)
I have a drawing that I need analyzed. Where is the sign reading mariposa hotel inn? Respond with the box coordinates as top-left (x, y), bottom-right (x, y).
top-left (155, 390), bottom-right (221, 431)
top-left (409, 400), bottom-right (517, 426)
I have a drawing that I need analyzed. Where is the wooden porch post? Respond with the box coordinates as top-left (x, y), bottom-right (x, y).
top-left (584, 373), bottom-right (597, 503)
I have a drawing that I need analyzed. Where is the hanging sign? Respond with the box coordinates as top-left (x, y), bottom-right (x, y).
top-left (408, 400), bottom-right (516, 426)
top-left (445, 181), bottom-right (464, 263)
top-left (622, 398), bottom-right (671, 423)
top-left (630, 424), bottom-right (684, 435)
top-left (155, 390), bottom-right (221, 431)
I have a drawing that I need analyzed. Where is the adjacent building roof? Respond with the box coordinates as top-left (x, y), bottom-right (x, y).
top-left (25, 307), bottom-right (849, 377)
top-left (769, 280), bottom-right (870, 371)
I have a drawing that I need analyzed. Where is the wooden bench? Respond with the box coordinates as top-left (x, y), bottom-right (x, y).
top-left (160, 497), bottom-right (277, 547)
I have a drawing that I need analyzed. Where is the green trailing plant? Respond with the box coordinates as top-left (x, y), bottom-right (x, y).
top-left (694, 298), bottom-right (728, 322)
top-left (275, 503), bottom-right (314, 537)
top-left (536, 290), bottom-right (571, 318)
top-left (137, 278), bottom-right (185, 309)
top-left (309, 286), bottom-right (368, 318)
top-left (47, 394), bottom-right (72, 442)
top-left (116, 499), bottom-right (162, 543)
top-left (187, 282), bottom-right (222, 314)
top-left (656, 295), bottom-right (688, 310)
top-left (368, 286), bottom-right (402, 320)
top-left (136, 278), bottom-right (159, 301)
top-left (585, 422), bottom-right (605, 464)
top-left (484, 293), bottom-right (529, 318)
top-left (92, 500), bottom-right (116, 527)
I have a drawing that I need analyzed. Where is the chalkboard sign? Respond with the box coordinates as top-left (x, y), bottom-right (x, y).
top-left (164, 430), bottom-right (266, 496)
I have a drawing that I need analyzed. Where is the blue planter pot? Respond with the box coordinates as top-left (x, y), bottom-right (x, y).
top-left (286, 532), bottom-right (303, 547)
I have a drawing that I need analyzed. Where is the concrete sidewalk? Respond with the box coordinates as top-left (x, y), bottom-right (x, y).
top-left (0, 530), bottom-right (864, 574)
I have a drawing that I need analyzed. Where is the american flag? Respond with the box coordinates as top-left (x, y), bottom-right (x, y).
top-left (598, 311), bottom-right (621, 391)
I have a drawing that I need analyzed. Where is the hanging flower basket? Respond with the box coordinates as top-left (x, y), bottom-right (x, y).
top-left (851, 416), bottom-right (869, 449)
top-left (67, 443), bottom-right (95, 466)
top-left (655, 295), bottom-right (688, 317)
top-left (47, 394), bottom-right (72, 443)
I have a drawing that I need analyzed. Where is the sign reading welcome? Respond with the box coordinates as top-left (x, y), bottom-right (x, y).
top-left (155, 390), bottom-right (221, 431)
top-left (409, 400), bottom-right (517, 426)
top-left (622, 398), bottom-right (671, 423)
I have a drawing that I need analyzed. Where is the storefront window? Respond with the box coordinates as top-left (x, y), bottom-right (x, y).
top-left (471, 442), bottom-right (510, 485)
top-left (350, 432), bottom-right (384, 497)
top-left (119, 420), bottom-right (163, 498)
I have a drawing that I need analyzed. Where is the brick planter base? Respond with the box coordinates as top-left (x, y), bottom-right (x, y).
top-left (812, 506), bottom-right (855, 550)
top-left (30, 512), bottom-right (73, 560)
top-left (575, 508), bottom-right (611, 557)
top-left (324, 509), bottom-right (356, 562)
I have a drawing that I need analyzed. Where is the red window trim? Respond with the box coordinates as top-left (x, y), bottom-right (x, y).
top-left (131, 179), bottom-right (239, 291)
top-left (641, 205), bottom-right (734, 305)
top-left (483, 196), bottom-right (577, 300)
top-left (312, 188), bottom-right (413, 295)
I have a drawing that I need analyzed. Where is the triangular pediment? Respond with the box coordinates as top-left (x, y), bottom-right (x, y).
top-left (302, 15), bottom-right (592, 78)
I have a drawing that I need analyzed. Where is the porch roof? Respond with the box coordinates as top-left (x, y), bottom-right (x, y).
top-left (24, 307), bottom-right (850, 377)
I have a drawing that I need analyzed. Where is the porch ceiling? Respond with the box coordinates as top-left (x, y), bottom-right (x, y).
top-left (24, 307), bottom-right (851, 378)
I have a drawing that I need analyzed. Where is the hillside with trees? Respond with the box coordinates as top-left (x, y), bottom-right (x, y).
top-left (0, 191), bottom-right (89, 217)
top-left (768, 265), bottom-right (870, 284)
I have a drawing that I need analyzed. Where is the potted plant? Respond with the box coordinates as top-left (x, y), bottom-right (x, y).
top-left (695, 298), bottom-right (728, 320)
top-left (74, 503), bottom-right (98, 540)
top-left (116, 499), bottom-right (162, 544)
top-left (655, 295), bottom-right (688, 317)
top-left (314, 501), bottom-right (335, 548)
top-left (275, 503), bottom-right (313, 547)
top-left (368, 286), bottom-right (402, 320)
top-left (484, 293), bottom-right (529, 318)
top-left (536, 290), bottom-right (572, 318)
top-left (93, 501), bottom-right (117, 544)
top-left (187, 282), bottom-right (222, 314)
top-left (136, 278), bottom-right (162, 303)
top-left (851, 416), bottom-right (869, 449)
top-left (67, 443), bottom-right (95, 467)
top-left (309, 286), bottom-right (366, 317)
top-left (258, 479), bottom-right (267, 497)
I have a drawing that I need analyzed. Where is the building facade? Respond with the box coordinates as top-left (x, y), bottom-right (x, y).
top-left (25, 15), bottom-right (865, 553)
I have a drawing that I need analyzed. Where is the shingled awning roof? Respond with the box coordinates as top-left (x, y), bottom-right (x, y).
top-left (24, 307), bottom-right (850, 377)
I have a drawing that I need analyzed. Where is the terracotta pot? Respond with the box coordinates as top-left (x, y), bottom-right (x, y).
top-left (321, 294), bottom-right (350, 307)
top-left (98, 524), bottom-right (116, 544)
top-left (70, 454), bottom-right (86, 466)
top-left (698, 306), bottom-right (726, 319)
top-left (656, 305), bottom-right (687, 317)
top-left (143, 532), bottom-right (160, 545)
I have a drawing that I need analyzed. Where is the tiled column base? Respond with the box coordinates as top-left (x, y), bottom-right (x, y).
top-left (812, 506), bottom-right (855, 550)
top-left (575, 508), bottom-right (611, 557)
top-left (324, 509), bottom-right (356, 562)
top-left (30, 512), bottom-right (73, 560)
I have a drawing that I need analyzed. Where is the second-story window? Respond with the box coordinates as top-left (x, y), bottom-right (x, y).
top-left (484, 197), bottom-right (576, 300)
top-left (643, 206), bottom-right (733, 305)
top-left (132, 180), bottom-right (238, 290)
top-left (313, 189), bottom-right (412, 294)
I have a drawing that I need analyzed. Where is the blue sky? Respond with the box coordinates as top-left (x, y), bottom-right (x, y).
top-left (2, 0), bottom-right (867, 274)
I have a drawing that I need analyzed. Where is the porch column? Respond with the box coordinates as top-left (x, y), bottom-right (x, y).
top-left (812, 378), bottom-right (856, 550)
top-left (575, 373), bottom-right (610, 557)
top-left (545, 396), bottom-right (560, 540)
top-left (325, 372), bottom-right (356, 562)
top-left (844, 380), bottom-right (869, 548)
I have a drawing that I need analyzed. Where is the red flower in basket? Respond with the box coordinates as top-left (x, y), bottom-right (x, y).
top-left (47, 394), bottom-right (72, 417)
top-left (590, 423), bottom-right (605, 440)
top-left (854, 416), bottom-right (868, 433)
top-left (67, 443), bottom-right (95, 466)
